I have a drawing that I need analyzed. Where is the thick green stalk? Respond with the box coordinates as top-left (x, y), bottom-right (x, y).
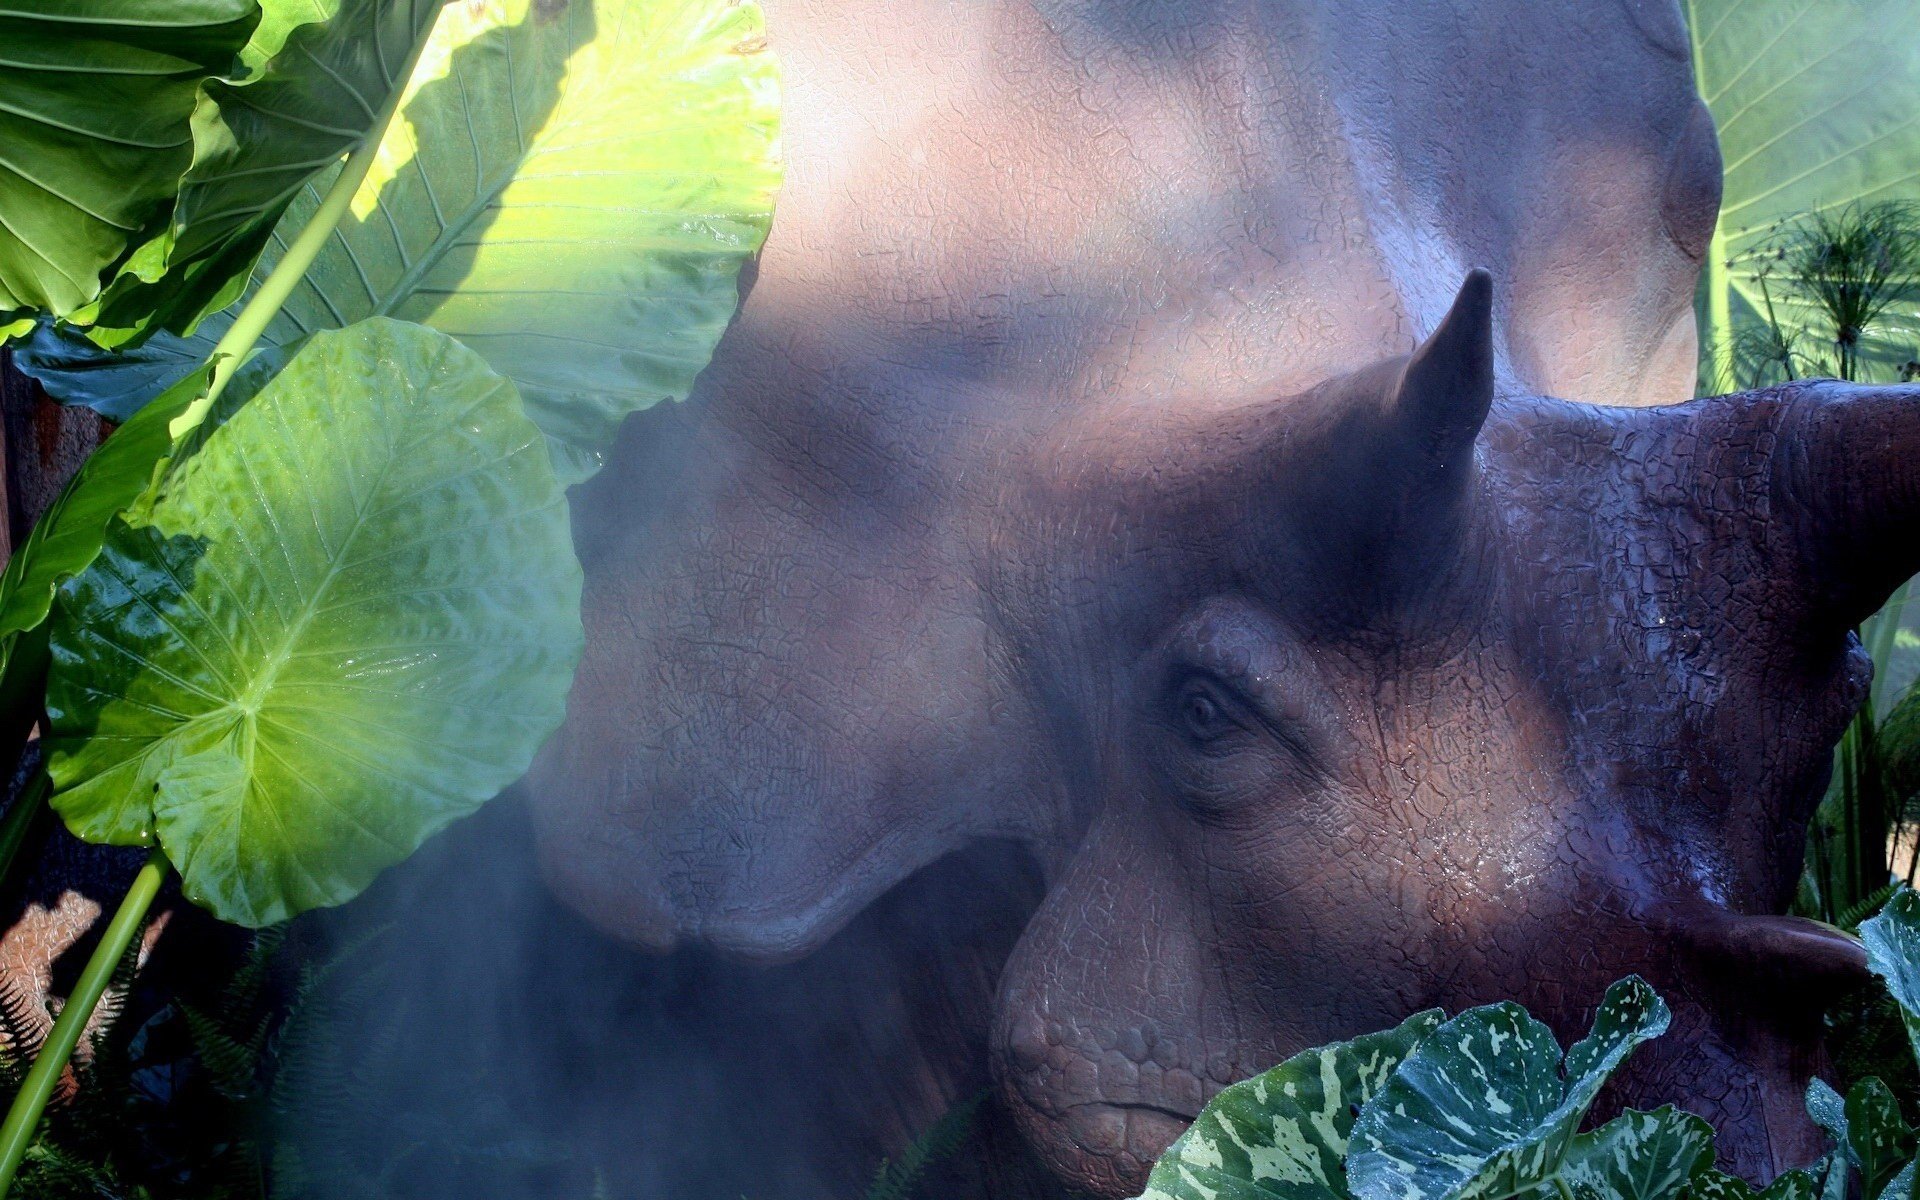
top-left (0, 771), bottom-right (49, 892)
top-left (0, 847), bottom-right (167, 1196)
top-left (1684, 0), bottom-right (1731, 395)
top-left (177, 9), bottom-right (439, 440)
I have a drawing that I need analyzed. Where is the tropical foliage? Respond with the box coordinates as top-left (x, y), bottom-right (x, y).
top-left (1685, 0), bottom-right (1920, 393)
top-left (0, 0), bottom-right (778, 1189)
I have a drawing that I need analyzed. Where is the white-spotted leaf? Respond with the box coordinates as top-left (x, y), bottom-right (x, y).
top-left (1347, 977), bottom-right (1671, 1200)
top-left (1134, 1010), bottom-right (1444, 1200)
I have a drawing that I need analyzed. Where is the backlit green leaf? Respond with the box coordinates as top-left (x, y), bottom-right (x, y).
top-left (81, 0), bottom-right (445, 347)
top-left (45, 317), bottom-right (582, 925)
top-left (1684, 0), bottom-right (1920, 388)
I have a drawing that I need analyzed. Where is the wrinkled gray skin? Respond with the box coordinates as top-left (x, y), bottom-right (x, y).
top-left (527, 0), bottom-right (1913, 1193)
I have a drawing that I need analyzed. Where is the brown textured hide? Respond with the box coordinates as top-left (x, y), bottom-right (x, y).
top-left (517, 0), bottom-right (1919, 1195)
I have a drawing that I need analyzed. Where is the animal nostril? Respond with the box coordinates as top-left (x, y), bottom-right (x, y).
top-left (1007, 1011), bottom-right (1051, 1072)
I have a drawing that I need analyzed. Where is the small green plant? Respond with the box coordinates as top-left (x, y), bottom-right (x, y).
top-left (1133, 886), bottom-right (1920, 1200)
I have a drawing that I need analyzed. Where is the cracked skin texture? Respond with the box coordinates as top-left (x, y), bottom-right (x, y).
top-left (500, 0), bottom-right (1901, 1194)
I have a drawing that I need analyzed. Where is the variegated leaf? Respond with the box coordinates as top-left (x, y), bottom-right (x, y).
top-left (1861, 889), bottom-right (1920, 1068)
top-left (1347, 977), bottom-right (1671, 1200)
top-left (1133, 1010), bottom-right (1445, 1200)
top-left (1557, 1107), bottom-right (1715, 1200)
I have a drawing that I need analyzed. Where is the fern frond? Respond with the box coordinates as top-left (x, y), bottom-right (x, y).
top-left (1838, 882), bottom-right (1901, 931)
top-left (863, 1091), bottom-right (987, 1200)
top-left (182, 1003), bottom-right (267, 1100)
top-left (220, 925), bottom-right (290, 1020)
top-left (0, 980), bottom-right (47, 1091)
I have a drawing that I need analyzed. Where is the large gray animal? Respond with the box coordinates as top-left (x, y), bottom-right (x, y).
top-left (519, 0), bottom-right (1920, 1193)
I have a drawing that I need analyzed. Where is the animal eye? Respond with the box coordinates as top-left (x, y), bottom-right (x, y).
top-left (1177, 680), bottom-right (1241, 742)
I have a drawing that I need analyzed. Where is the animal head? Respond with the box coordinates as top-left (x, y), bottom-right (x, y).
top-left (529, 272), bottom-right (1915, 1194)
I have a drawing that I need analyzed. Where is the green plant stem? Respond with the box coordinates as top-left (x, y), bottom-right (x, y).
top-left (0, 771), bottom-right (49, 894)
top-left (1553, 1176), bottom-right (1579, 1200)
top-left (0, 846), bottom-right (167, 1197)
top-left (179, 9), bottom-right (440, 440)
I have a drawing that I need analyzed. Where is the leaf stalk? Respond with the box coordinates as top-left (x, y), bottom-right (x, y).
top-left (184, 4), bottom-right (441, 439)
top-left (0, 846), bottom-right (168, 1196)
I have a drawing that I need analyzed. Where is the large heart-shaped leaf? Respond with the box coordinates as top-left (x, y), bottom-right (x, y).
top-left (1133, 1010), bottom-right (1445, 1200)
top-left (23, 0), bottom-right (780, 482)
top-left (1861, 888), bottom-right (1920, 1066)
top-left (0, 0), bottom-right (260, 329)
top-left (1348, 977), bottom-right (1671, 1200)
top-left (45, 317), bottom-right (582, 926)
top-left (1684, 0), bottom-right (1920, 387)
top-left (1556, 1108), bottom-right (1715, 1200)
top-left (79, 0), bottom-right (446, 348)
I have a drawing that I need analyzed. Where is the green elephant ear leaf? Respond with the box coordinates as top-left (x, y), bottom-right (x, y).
top-left (1348, 976), bottom-right (1671, 1200)
top-left (1557, 1107), bottom-right (1716, 1200)
top-left (1684, 0), bottom-right (1920, 386)
top-left (1859, 887), bottom-right (1920, 1066)
top-left (45, 316), bottom-right (582, 926)
top-left (21, 0), bottom-right (781, 482)
top-left (1133, 1009), bottom-right (1445, 1200)
top-left (267, 0), bottom-right (780, 482)
top-left (80, 0), bottom-right (445, 348)
top-left (0, 0), bottom-right (260, 329)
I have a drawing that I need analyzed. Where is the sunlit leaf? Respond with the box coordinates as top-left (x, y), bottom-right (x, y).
top-left (80, 0), bottom-right (445, 347)
top-left (1684, 0), bottom-right (1920, 387)
top-left (23, 0), bottom-right (781, 483)
top-left (0, 0), bottom-right (259, 329)
top-left (45, 317), bottom-right (582, 925)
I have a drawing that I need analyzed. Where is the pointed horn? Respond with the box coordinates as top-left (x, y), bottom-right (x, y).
top-left (1776, 380), bottom-right (1920, 627)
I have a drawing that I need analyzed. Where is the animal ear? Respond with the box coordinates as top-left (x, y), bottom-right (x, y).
top-left (1392, 268), bottom-right (1495, 477)
top-left (1262, 270), bottom-right (1497, 598)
